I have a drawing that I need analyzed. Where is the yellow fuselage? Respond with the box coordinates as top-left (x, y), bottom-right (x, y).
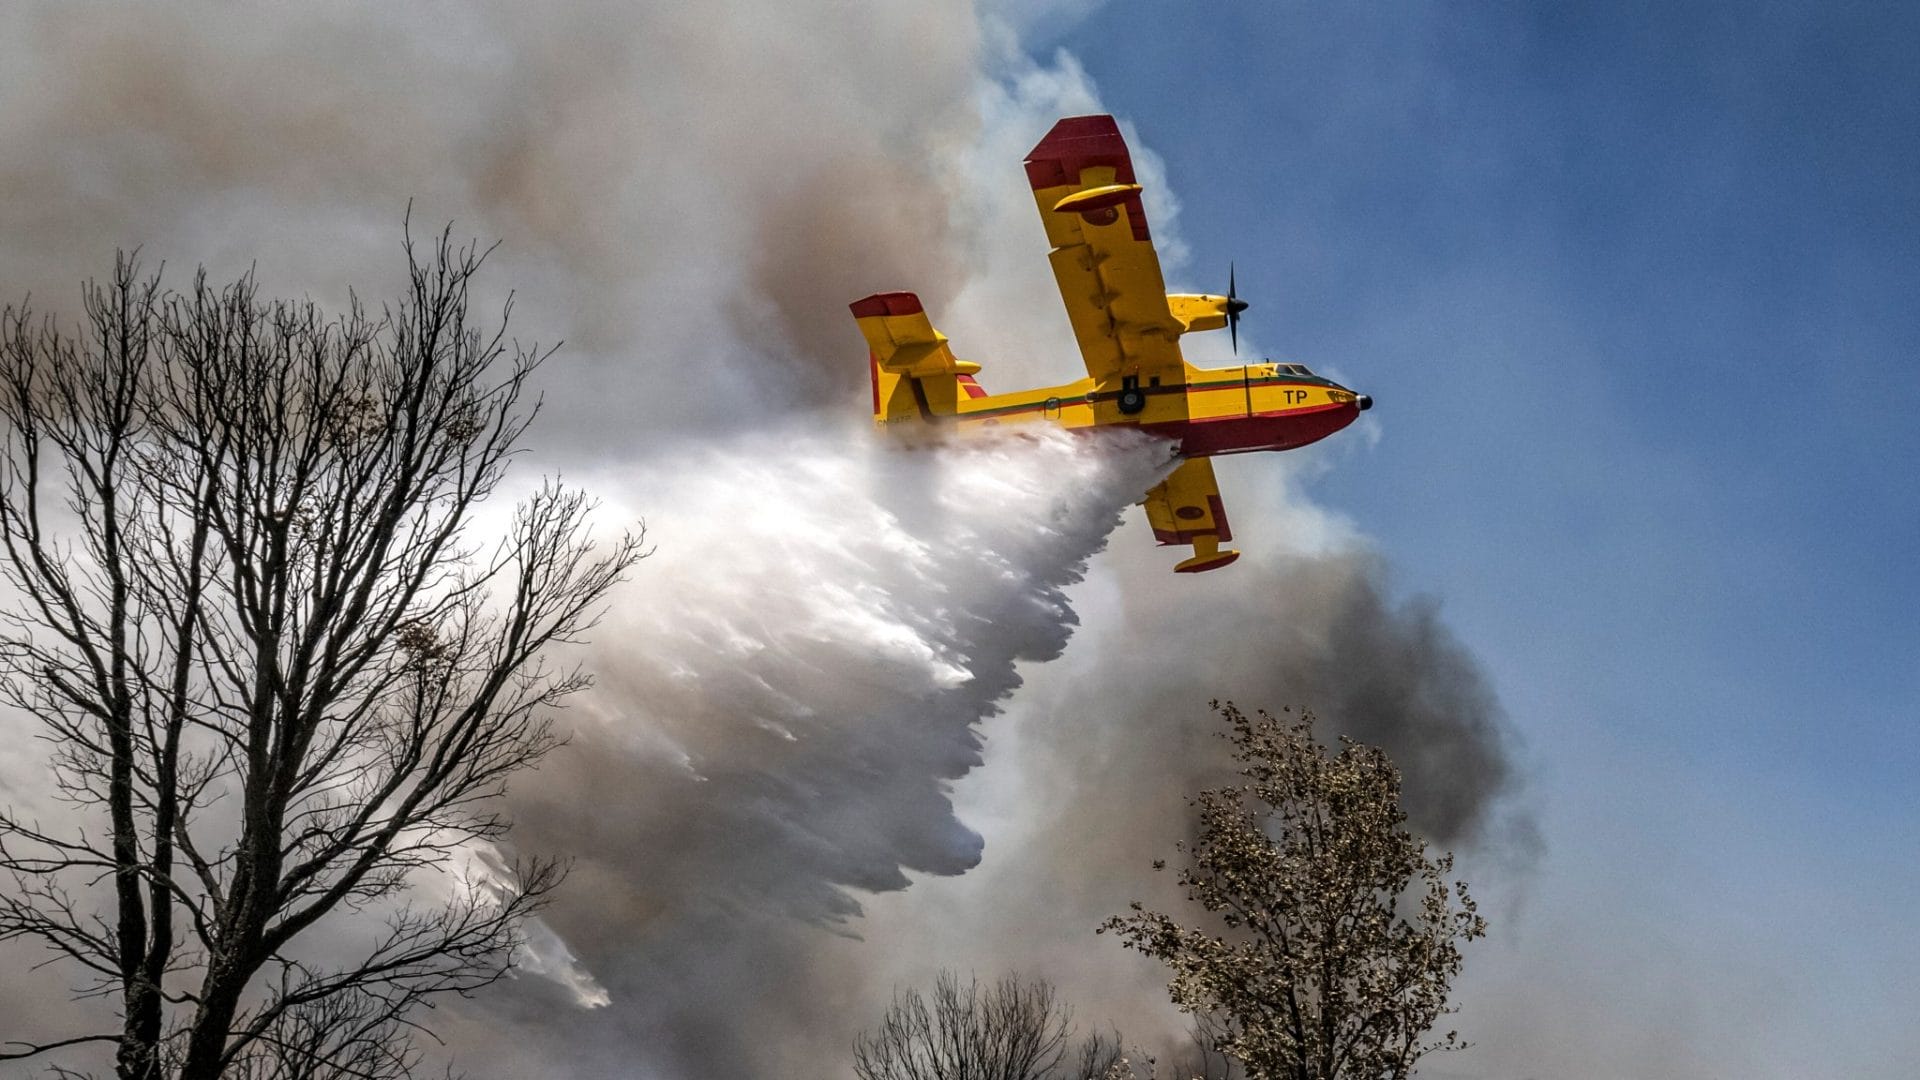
top-left (875, 361), bottom-right (1366, 458)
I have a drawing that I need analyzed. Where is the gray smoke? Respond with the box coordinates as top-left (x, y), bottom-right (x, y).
top-left (0, 5), bottom-right (1534, 1079)
top-left (0, 1), bottom-right (989, 452)
top-left (1102, 550), bottom-right (1529, 847)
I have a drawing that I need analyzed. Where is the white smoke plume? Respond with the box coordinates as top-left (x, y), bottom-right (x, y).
top-left (0, 4), bottom-right (1534, 1079)
top-left (539, 420), bottom-right (1176, 935)
top-left (432, 421), bottom-right (1175, 1077)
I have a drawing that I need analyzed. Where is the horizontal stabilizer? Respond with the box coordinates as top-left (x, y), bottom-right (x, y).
top-left (849, 292), bottom-right (979, 378)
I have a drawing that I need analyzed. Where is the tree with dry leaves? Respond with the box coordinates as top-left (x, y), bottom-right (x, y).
top-left (0, 232), bottom-right (644, 1080)
top-left (1100, 703), bottom-right (1485, 1080)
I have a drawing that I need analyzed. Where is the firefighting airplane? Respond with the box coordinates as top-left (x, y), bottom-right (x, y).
top-left (850, 115), bottom-right (1371, 573)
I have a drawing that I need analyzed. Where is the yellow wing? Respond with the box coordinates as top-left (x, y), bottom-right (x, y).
top-left (1024, 116), bottom-right (1186, 386)
top-left (1141, 457), bottom-right (1241, 573)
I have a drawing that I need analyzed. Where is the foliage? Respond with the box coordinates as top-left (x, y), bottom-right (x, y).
top-left (0, 232), bottom-right (645, 1079)
top-left (1100, 703), bottom-right (1485, 1080)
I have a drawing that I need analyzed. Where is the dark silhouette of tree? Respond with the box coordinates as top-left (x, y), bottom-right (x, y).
top-left (853, 972), bottom-right (1130, 1080)
top-left (852, 973), bottom-right (1241, 1080)
top-left (1101, 703), bottom-right (1485, 1080)
top-left (0, 232), bottom-right (644, 1079)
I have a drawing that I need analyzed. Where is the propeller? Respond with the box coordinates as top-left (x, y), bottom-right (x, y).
top-left (1226, 263), bottom-right (1250, 354)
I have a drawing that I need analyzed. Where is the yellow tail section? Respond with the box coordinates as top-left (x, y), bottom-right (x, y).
top-left (851, 292), bottom-right (983, 425)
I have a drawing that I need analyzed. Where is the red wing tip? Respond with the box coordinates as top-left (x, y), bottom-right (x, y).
top-left (1026, 115), bottom-right (1122, 157)
top-left (850, 291), bottom-right (923, 318)
top-left (1023, 114), bottom-right (1134, 189)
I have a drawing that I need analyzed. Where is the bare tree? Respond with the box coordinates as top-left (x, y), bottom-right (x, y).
top-left (854, 972), bottom-right (1132, 1080)
top-left (1072, 1015), bottom-right (1239, 1080)
top-left (1100, 703), bottom-right (1486, 1080)
top-left (0, 232), bottom-right (645, 1079)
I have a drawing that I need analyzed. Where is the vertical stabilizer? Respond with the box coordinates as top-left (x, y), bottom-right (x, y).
top-left (850, 292), bottom-right (981, 425)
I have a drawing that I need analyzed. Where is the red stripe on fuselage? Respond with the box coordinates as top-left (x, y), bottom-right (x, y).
top-left (954, 394), bottom-right (1356, 455)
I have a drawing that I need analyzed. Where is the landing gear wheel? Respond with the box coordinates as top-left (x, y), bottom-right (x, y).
top-left (1117, 386), bottom-right (1147, 415)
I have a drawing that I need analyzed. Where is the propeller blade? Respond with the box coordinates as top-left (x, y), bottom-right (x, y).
top-left (1225, 263), bottom-right (1246, 355)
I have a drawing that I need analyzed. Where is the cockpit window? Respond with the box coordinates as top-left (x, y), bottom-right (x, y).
top-left (1284, 364), bottom-right (1311, 376)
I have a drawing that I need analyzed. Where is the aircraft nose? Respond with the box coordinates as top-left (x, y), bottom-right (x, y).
top-left (1356, 394), bottom-right (1373, 411)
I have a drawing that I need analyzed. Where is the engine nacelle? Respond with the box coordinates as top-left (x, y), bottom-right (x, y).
top-left (1166, 293), bottom-right (1233, 335)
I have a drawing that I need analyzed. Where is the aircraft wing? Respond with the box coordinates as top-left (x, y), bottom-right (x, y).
top-left (1141, 457), bottom-right (1241, 573)
top-left (1024, 116), bottom-right (1186, 385)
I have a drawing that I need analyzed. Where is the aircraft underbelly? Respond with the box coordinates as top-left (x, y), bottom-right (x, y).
top-left (1145, 403), bottom-right (1359, 458)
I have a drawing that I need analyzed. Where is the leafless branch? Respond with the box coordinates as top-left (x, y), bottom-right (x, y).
top-left (0, 230), bottom-right (644, 1079)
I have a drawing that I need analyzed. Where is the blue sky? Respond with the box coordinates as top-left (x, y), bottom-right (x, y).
top-left (1037, 2), bottom-right (1919, 1071)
